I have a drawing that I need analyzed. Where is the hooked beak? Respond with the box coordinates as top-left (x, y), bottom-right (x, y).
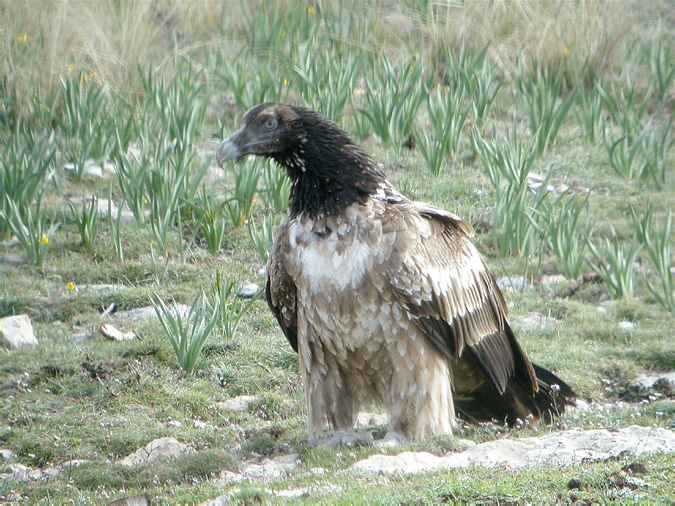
top-left (216, 129), bottom-right (243, 166)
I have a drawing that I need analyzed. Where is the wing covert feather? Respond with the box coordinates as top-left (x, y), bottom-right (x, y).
top-left (388, 203), bottom-right (535, 395)
top-left (265, 220), bottom-right (298, 352)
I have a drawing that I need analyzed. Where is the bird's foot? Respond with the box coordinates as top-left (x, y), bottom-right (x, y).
top-left (308, 430), bottom-right (374, 449)
top-left (375, 431), bottom-right (408, 448)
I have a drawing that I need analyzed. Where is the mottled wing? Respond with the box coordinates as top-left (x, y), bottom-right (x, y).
top-left (388, 203), bottom-right (537, 395)
top-left (265, 220), bottom-right (298, 352)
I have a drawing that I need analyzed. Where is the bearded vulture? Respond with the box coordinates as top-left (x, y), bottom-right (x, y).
top-left (217, 104), bottom-right (575, 441)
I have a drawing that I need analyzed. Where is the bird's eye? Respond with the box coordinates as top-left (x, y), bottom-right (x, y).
top-left (264, 118), bottom-right (278, 130)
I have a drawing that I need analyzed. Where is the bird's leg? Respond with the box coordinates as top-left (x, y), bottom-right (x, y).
top-left (387, 346), bottom-right (455, 440)
top-left (304, 356), bottom-right (357, 435)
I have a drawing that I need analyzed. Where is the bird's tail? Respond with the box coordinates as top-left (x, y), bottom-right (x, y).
top-left (455, 362), bottom-right (576, 425)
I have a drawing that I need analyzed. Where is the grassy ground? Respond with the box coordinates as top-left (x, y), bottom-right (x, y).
top-left (1, 1), bottom-right (673, 504)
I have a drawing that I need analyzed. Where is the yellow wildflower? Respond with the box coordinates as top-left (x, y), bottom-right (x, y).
top-left (66, 281), bottom-right (77, 292)
top-left (282, 78), bottom-right (289, 87)
top-left (80, 70), bottom-right (97, 84)
top-left (15, 32), bottom-right (29, 45)
top-left (307, 4), bottom-right (317, 16)
top-left (563, 46), bottom-right (571, 59)
top-left (66, 63), bottom-right (76, 74)
top-left (40, 234), bottom-right (49, 247)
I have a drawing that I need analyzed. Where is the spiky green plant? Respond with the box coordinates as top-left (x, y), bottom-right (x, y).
top-left (225, 161), bottom-right (260, 228)
top-left (107, 187), bottom-right (124, 263)
top-left (588, 232), bottom-right (641, 299)
top-left (68, 196), bottom-right (99, 252)
top-left (472, 128), bottom-right (548, 256)
top-left (209, 271), bottom-right (252, 340)
top-left (0, 126), bottom-right (55, 239)
top-left (517, 64), bottom-right (575, 156)
top-left (193, 190), bottom-right (227, 255)
top-left (59, 76), bottom-right (114, 180)
top-left (633, 207), bottom-right (673, 312)
top-left (248, 214), bottom-right (278, 266)
top-left (0, 195), bottom-right (50, 267)
top-left (544, 195), bottom-right (591, 280)
top-left (262, 163), bottom-right (291, 212)
top-left (152, 292), bottom-right (220, 375)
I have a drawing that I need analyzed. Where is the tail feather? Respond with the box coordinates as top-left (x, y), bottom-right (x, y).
top-left (455, 363), bottom-right (576, 425)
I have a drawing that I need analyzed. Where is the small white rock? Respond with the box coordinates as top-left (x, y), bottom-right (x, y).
top-left (118, 437), bottom-right (190, 467)
top-left (497, 276), bottom-right (529, 292)
top-left (618, 321), bottom-right (636, 332)
top-left (100, 324), bottom-right (136, 342)
top-left (8, 463), bottom-right (31, 481)
top-left (0, 448), bottom-right (15, 460)
top-left (237, 283), bottom-right (260, 299)
top-left (193, 420), bottom-right (209, 429)
top-left (0, 314), bottom-right (38, 349)
top-left (216, 395), bottom-right (260, 413)
top-left (634, 372), bottom-right (675, 390)
top-left (167, 420), bottom-right (183, 428)
top-left (540, 274), bottom-right (567, 285)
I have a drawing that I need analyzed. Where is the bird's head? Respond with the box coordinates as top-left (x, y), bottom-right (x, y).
top-left (217, 103), bottom-right (384, 217)
top-left (216, 103), bottom-right (307, 166)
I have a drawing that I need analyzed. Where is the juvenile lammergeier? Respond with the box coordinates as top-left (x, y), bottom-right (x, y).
top-left (217, 104), bottom-right (575, 443)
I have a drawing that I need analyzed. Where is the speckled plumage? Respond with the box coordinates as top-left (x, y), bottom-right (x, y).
top-left (222, 104), bottom-right (575, 440)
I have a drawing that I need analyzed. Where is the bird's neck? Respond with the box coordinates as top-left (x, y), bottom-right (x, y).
top-left (274, 135), bottom-right (384, 218)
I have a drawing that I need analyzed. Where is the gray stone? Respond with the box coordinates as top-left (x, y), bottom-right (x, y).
top-left (241, 453), bottom-right (299, 480)
top-left (77, 284), bottom-right (128, 295)
top-left (212, 469), bottom-right (244, 486)
top-left (0, 238), bottom-right (20, 248)
top-left (118, 437), bottom-right (190, 467)
top-left (167, 420), bottom-right (183, 428)
top-left (216, 395), bottom-right (260, 413)
top-left (0, 314), bottom-right (38, 349)
top-left (8, 463), bottom-right (31, 481)
top-left (0, 253), bottom-right (26, 265)
top-left (513, 312), bottom-right (559, 331)
top-left (108, 496), bottom-right (150, 506)
top-left (497, 276), bottom-right (529, 292)
top-left (64, 159), bottom-right (115, 179)
top-left (0, 448), bottom-right (15, 460)
top-left (540, 274), bottom-right (567, 285)
top-left (350, 426), bottom-right (675, 475)
top-left (115, 304), bottom-right (190, 323)
top-left (72, 331), bottom-right (95, 343)
top-left (237, 282), bottom-right (260, 299)
top-left (618, 321), bottom-right (636, 332)
top-left (309, 430), bottom-right (374, 448)
top-left (634, 372), bottom-right (675, 390)
top-left (100, 323), bottom-right (136, 342)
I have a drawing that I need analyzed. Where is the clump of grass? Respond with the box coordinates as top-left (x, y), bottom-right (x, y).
top-left (248, 215), bottom-right (278, 265)
top-left (472, 128), bottom-right (548, 257)
top-left (209, 271), bottom-right (251, 340)
top-left (59, 76), bottom-right (114, 180)
top-left (294, 45), bottom-right (362, 122)
top-left (588, 231), bottom-right (641, 299)
top-left (645, 38), bottom-right (674, 103)
top-left (152, 292), bottom-right (220, 375)
top-left (544, 195), bottom-right (591, 280)
top-left (418, 86), bottom-right (468, 175)
top-left (358, 56), bottom-right (427, 147)
top-left (261, 163), bottom-right (291, 212)
top-left (575, 84), bottom-right (604, 144)
top-left (192, 190), bottom-right (227, 255)
top-left (68, 196), bottom-right (99, 252)
top-left (0, 126), bottom-right (55, 239)
top-left (225, 160), bottom-right (260, 228)
top-left (517, 63), bottom-right (575, 156)
top-left (633, 207), bottom-right (673, 312)
top-left (0, 196), bottom-right (50, 267)
top-left (107, 187), bottom-right (124, 262)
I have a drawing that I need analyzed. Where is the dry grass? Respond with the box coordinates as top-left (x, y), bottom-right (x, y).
top-left (2, 0), bottom-right (665, 107)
